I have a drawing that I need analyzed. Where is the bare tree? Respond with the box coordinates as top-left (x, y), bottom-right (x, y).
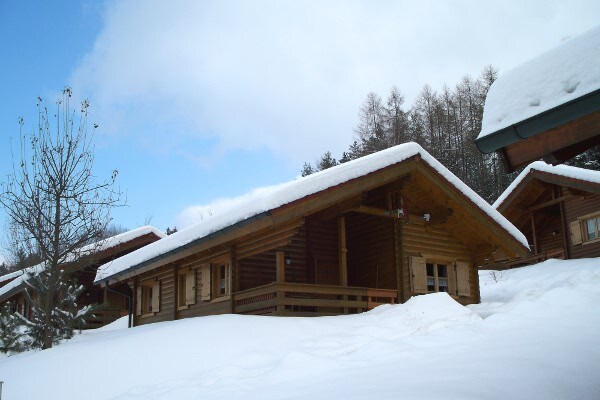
top-left (0, 87), bottom-right (123, 349)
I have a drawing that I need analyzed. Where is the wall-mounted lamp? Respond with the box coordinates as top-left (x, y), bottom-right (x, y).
top-left (284, 254), bottom-right (292, 265)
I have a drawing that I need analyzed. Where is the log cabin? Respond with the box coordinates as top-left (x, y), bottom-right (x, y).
top-left (486, 161), bottom-right (600, 269)
top-left (0, 226), bottom-right (165, 328)
top-left (475, 26), bottom-right (600, 172)
top-left (95, 143), bottom-right (528, 326)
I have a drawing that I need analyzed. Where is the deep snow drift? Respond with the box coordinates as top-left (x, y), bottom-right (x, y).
top-left (1, 259), bottom-right (599, 399)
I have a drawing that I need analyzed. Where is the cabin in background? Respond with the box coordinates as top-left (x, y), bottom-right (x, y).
top-left (95, 143), bottom-right (528, 326)
top-left (486, 162), bottom-right (600, 269)
top-left (0, 226), bottom-right (165, 328)
top-left (475, 26), bottom-right (600, 172)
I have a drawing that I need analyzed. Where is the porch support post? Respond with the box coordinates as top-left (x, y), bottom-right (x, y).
top-left (338, 216), bottom-right (348, 286)
top-left (393, 219), bottom-right (404, 303)
top-left (338, 216), bottom-right (349, 314)
top-left (530, 213), bottom-right (538, 255)
top-left (275, 251), bottom-right (285, 314)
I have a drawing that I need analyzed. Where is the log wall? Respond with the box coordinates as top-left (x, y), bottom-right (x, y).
top-left (402, 217), bottom-right (479, 304)
top-left (564, 191), bottom-right (600, 258)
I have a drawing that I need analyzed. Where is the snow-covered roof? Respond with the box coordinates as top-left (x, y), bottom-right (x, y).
top-left (0, 226), bottom-right (165, 300)
top-left (493, 161), bottom-right (600, 209)
top-left (95, 142), bottom-right (529, 284)
top-left (478, 25), bottom-right (600, 140)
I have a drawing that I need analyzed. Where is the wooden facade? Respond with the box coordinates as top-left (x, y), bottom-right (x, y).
top-left (0, 229), bottom-right (164, 328)
top-left (488, 167), bottom-right (600, 269)
top-left (103, 156), bottom-right (526, 326)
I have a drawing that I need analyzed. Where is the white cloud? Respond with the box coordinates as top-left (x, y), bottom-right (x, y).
top-left (71, 0), bottom-right (600, 165)
top-left (176, 183), bottom-right (284, 228)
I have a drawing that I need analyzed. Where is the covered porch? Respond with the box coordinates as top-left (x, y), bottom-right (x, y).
top-left (232, 181), bottom-right (407, 316)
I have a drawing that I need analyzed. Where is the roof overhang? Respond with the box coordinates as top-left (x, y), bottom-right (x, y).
top-left (475, 89), bottom-right (600, 172)
top-left (496, 170), bottom-right (600, 213)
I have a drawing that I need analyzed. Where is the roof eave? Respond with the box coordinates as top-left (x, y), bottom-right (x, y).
top-left (475, 88), bottom-right (600, 154)
top-left (97, 211), bottom-right (273, 286)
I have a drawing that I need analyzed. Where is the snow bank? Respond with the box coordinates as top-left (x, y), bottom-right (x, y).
top-left (493, 160), bottom-right (600, 209)
top-left (95, 142), bottom-right (528, 284)
top-left (0, 226), bottom-right (165, 299)
top-left (478, 25), bottom-right (600, 139)
top-left (3, 258), bottom-right (600, 400)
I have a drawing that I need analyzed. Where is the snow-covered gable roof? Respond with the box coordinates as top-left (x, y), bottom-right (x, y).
top-left (493, 161), bottom-right (600, 210)
top-left (478, 25), bottom-right (600, 140)
top-left (95, 142), bottom-right (529, 284)
top-left (0, 226), bottom-right (165, 300)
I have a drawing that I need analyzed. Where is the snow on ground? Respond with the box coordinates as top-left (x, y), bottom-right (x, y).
top-left (2, 259), bottom-right (600, 399)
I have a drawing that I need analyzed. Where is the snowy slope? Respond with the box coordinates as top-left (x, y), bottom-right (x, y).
top-left (2, 258), bottom-right (599, 400)
top-left (478, 25), bottom-right (600, 139)
top-left (95, 142), bottom-right (528, 284)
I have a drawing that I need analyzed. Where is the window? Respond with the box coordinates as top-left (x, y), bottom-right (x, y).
top-left (142, 285), bottom-right (153, 313)
top-left (411, 257), bottom-right (469, 296)
top-left (219, 265), bottom-right (226, 295)
top-left (585, 216), bottom-right (600, 241)
top-left (177, 268), bottom-right (196, 308)
top-left (426, 262), bottom-right (448, 293)
top-left (571, 214), bottom-right (600, 245)
top-left (211, 263), bottom-right (229, 298)
top-left (136, 281), bottom-right (160, 316)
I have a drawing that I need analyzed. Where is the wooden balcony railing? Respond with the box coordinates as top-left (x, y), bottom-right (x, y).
top-left (233, 282), bottom-right (398, 316)
top-left (481, 248), bottom-right (565, 270)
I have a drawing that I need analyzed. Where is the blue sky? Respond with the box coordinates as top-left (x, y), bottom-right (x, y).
top-left (1, 0), bottom-right (599, 260)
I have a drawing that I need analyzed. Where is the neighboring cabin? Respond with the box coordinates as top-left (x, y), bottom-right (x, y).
top-left (475, 25), bottom-right (600, 172)
top-left (94, 143), bottom-right (528, 326)
top-left (486, 162), bottom-right (600, 269)
top-left (0, 226), bottom-right (165, 328)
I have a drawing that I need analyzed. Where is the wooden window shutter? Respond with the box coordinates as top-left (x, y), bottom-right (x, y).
top-left (136, 286), bottom-right (142, 316)
top-left (185, 270), bottom-right (196, 305)
top-left (455, 261), bottom-right (470, 297)
top-left (152, 281), bottom-right (160, 312)
top-left (570, 220), bottom-right (583, 245)
top-left (201, 264), bottom-right (211, 301)
top-left (410, 256), bottom-right (427, 294)
top-left (448, 263), bottom-right (457, 295)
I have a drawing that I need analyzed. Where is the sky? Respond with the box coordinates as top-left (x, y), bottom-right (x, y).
top-left (0, 0), bottom-right (599, 262)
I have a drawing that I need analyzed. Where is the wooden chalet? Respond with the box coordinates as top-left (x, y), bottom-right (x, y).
top-left (475, 26), bottom-right (600, 172)
top-left (95, 143), bottom-right (528, 326)
top-left (0, 226), bottom-right (165, 328)
top-left (487, 161), bottom-right (600, 269)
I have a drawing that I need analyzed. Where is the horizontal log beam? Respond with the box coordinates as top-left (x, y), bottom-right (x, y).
top-left (527, 194), bottom-right (573, 212)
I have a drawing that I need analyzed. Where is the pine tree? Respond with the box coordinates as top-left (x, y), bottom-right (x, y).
top-left (566, 147), bottom-right (600, 170)
top-left (316, 151), bottom-right (338, 171)
top-left (301, 162), bottom-right (315, 177)
top-left (0, 303), bottom-right (25, 354)
top-left (21, 268), bottom-right (92, 348)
